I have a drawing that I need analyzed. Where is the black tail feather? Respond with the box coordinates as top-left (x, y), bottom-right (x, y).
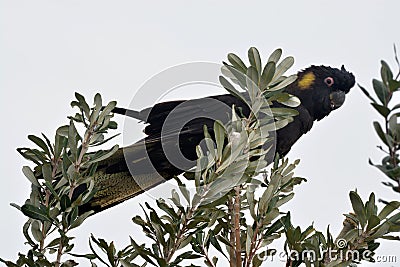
top-left (112, 107), bottom-right (146, 121)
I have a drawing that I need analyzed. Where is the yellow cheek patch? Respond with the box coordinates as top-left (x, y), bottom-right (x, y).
top-left (298, 72), bottom-right (315, 89)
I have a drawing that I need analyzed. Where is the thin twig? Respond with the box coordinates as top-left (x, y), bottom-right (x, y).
top-left (201, 244), bottom-right (216, 267)
top-left (245, 220), bottom-right (262, 267)
top-left (384, 107), bottom-right (399, 191)
top-left (233, 186), bottom-right (242, 267)
top-left (40, 156), bottom-right (61, 252)
top-left (75, 125), bottom-right (95, 172)
top-left (394, 44), bottom-right (400, 80)
top-left (55, 125), bottom-right (95, 267)
top-left (285, 258), bottom-right (293, 267)
top-left (165, 202), bottom-right (198, 263)
top-left (228, 197), bottom-right (236, 267)
top-left (39, 189), bottom-right (51, 252)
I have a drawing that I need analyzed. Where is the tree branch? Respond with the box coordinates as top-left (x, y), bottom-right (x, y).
top-left (234, 186), bottom-right (242, 267)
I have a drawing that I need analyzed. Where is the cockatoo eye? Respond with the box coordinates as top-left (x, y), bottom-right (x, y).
top-left (324, 77), bottom-right (334, 87)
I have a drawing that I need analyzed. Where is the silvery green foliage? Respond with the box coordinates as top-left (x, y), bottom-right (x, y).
top-left (89, 49), bottom-right (399, 267)
top-left (88, 48), bottom-right (306, 266)
top-left (1, 93), bottom-right (119, 267)
top-left (278, 48), bottom-right (400, 267)
top-left (359, 45), bottom-right (400, 194)
top-left (2, 47), bottom-right (399, 267)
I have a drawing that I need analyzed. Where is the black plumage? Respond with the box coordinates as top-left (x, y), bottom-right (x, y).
top-left (80, 65), bottom-right (355, 213)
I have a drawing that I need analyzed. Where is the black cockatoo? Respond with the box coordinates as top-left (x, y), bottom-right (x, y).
top-left (79, 65), bottom-right (355, 213)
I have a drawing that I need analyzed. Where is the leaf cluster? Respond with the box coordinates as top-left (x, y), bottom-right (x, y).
top-left (1, 93), bottom-right (119, 267)
top-left (87, 48), bottom-right (305, 267)
top-left (359, 45), bottom-right (400, 193)
top-left (4, 47), bottom-right (400, 267)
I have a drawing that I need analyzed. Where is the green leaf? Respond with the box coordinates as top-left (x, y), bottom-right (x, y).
top-left (387, 211), bottom-right (400, 226)
top-left (130, 239), bottom-right (157, 266)
top-left (74, 92), bottom-right (91, 119)
top-left (69, 211), bottom-right (94, 230)
top-left (89, 133), bottom-right (120, 147)
top-left (214, 120), bottom-right (225, 161)
top-left (358, 84), bottom-right (377, 103)
top-left (380, 60), bottom-right (393, 88)
top-left (16, 148), bottom-right (39, 165)
top-left (56, 125), bottom-right (69, 137)
top-left (380, 235), bottom-right (400, 241)
top-left (223, 63), bottom-right (248, 88)
top-left (263, 208), bottom-right (280, 225)
top-left (174, 177), bottom-right (190, 205)
top-left (275, 193), bottom-right (294, 208)
top-left (248, 47), bottom-right (262, 75)
top-left (388, 113), bottom-right (400, 139)
top-left (108, 121), bottom-right (118, 129)
top-left (246, 66), bottom-right (259, 101)
top-left (209, 230), bottom-right (224, 255)
top-left (267, 48), bottom-right (282, 64)
top-left (227, 53), bottom-right (247, 73)
top-left (90, 94), bottom-right (103, 125)
top-left (22, 166), bottom-right (40, 187)
top-left (54, 133), bottom-right (67, 160)
top-left (42, 163), bottom-right (52, 182)
top-left (268, 91), bottom-right (290, 103)
top-left (68, 252), bottom-right (97, 260)
top-left (246, 186), bottom-right (256, 220)
top-left (170, 189), bottom-right (181, 207)
top-left (28, 135), bottom-right (50, 156)
top-left (277, 94), bottom-right (300, 107)
top-left (88, 145), bottom-right (119, 164)
top-left (17, 148), bottom-right (47, 164)
top-left (389, 79), bottom-right (400, 92)
top-left (246, 225), bottom-right (253, 255)
top-left (10, 203), bottom-right (21, 211)
top-left (371, 103), bottom-right (391, 118)
top-left (269, 74), bottom-right (297, 91)
top-left (349, 191), bottom-right (367, 228)
top-left (106, 241), bottom-right (116, 267)
top-left (270, 107), bottom-right (299, 116)
top-left (21, 204), bottom-right (51, 222)
top-left (373, 121), bottom-right (388, 146)
top-left (22, 219), bottom-right (36, 246)
top-left (221, 64), bottom-right (238, 81)
top-left (365, 192), bottom-right (377, 219)
top-left (366, 222), bottom-right (390, 241)
top-left (300, 225), bottom-right (315, 240)
top-left (98, 101), bottom-right (117, 125)
top-left (272, 56), bottom-right (294, 83)
top-left (246, 66), bottom-right (259, 87)
top-left (219, 76), bottom-right (248, 105)
top-left (373, 79), bottom-right (389, 105)
top-left (89, 236), bottom-right (112, 267)
top-left (94, 93), bottom-right (102, 109)
top-left (367, 215), bottom-right (380, 231)
top-left (259, 184), bottom-right (275, 212)
top-left (68, 120), bottom-right (79, 162)
top-left (43, 180), bottom-right (59, 200)
top-left (60, 195), bottom-right (71, 212)
top-left (260, 61), bottom-right (276, 89)
top-left (378, 201), bottom-right (400, 220)
top-left (264, 215), bottom-right (285, 236)
top-left (31, 220), bottom-right (44, 242)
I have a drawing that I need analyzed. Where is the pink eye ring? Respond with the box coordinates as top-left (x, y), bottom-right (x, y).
top-left (324, 77), bottom-right (334, 87)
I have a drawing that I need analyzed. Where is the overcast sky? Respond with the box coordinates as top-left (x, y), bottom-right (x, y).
top-left (1, 1), bottom-right (399, 266)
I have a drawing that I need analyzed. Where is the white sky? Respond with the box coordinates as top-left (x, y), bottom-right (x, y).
top-left (1, 1), bottom-right (399, 266)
